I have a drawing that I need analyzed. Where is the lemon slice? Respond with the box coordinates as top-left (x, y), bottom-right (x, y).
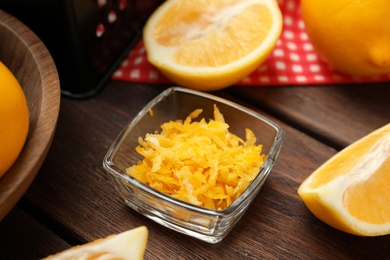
top-left (43, 226), bottom-right (148, 260)
top-left (298, 124), bottom-right (390, 236)
top-left (143, 0), bottom-right (283, 91)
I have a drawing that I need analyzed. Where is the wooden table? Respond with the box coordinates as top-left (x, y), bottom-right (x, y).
top-left (1, 80), bottom-right (390, 259)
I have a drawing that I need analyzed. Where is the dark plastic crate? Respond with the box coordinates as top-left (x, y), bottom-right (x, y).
top-left (1, 0), bottom-right (162, 98)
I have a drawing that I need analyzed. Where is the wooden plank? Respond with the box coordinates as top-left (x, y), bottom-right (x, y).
top-left (228, 83), bottom-right (390, 149)
top-left (0, 206), bottom-right (70, 259)
top-left (17, 82), bottom-right (390, 258)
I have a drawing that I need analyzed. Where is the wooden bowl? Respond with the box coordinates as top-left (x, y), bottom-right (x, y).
top-left (0, 10), bottom-right (61, 220)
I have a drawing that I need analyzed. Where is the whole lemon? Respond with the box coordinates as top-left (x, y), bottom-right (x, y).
top-left (0, 61), bottom-right (29, 177)
top-left (301, 0), bottom-right (390, 77)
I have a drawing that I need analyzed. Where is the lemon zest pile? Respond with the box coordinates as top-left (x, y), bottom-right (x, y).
top-left (126, 105), bottom-right (265, 210)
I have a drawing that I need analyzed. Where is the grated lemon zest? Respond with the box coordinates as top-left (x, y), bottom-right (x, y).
top-left (126, 105), bottom-right (265, 210)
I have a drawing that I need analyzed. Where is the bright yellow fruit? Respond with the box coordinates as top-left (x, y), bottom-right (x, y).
top-left (301, 0), bottom-right (390, 76)
top-left (0, 61), bottom-right (29, 177)
top-left (143, 0), bottom-right (282, 91)
top-left (43, 226), bottom-right (148, 260)
top-left (298, 124), bottom-right (390, 236)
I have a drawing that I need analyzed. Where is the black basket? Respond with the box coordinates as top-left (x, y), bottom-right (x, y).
top-left (1, 0), bottom-right (162, 98)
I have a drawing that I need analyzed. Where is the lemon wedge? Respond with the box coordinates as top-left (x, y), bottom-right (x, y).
top-left (43, 226), bottom-right (148, 260)
top-left (298, 124), bottom-right (390, 236)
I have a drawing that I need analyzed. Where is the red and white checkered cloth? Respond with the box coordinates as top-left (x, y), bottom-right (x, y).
top-left (112, 0), bottom-right (390, 86)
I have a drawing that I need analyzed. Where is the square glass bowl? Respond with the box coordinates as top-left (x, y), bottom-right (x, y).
top-left (103, 87), bottom-right (284, 244)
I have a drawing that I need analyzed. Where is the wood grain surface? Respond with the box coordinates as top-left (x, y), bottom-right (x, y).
top-left (228, 84), bottom-right (390, 149)
top-left (1, 80), bottom-right (389, 259)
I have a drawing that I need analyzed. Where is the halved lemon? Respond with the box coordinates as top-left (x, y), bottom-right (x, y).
top-left (143, 0), bottom-right (283, 91)
top-left (43, 226), bottom-right (148, 260)
top-left (298, 124), bottom-right (390, 236)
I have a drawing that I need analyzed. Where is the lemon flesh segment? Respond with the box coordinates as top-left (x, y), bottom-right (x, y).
top-left (43, 226), bottom-right (148, 260)
top-left (298, 124), bottom-right (390, 236)
top-left (155, 3), bottom-right (272, 67)
top-left (143, 0), bottom-right (282, 90)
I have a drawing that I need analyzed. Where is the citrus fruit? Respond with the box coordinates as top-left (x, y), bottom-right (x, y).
top-left (43, 226), bottom-right (148, 260)
top-left (143, 0), bottom-right (283, 91)
top-left (0, 61), bottom-right (29, 177)
top-left (298, 123), bottom-right (390, 236)
top-left (301, 0), bottom-right (390, 77)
